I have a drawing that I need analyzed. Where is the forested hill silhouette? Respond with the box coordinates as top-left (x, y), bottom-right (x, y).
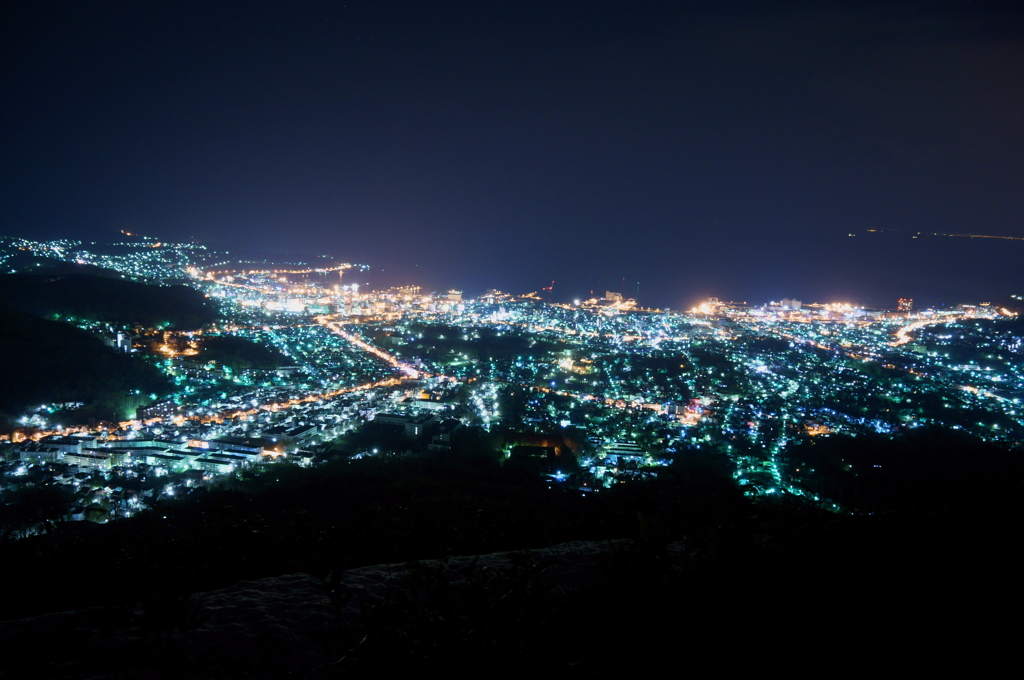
top-left (0, 441), bottom-right (1019, 675)
top-left (0, 272), bottom-right (216, 329)
top-left (200, 335), bottom-right (291, 373)
top-left (0, 304), bottom-right (172, 428)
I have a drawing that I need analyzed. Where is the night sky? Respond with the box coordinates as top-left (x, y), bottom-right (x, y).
top-left (3, 1), bottom-right (1023, 309)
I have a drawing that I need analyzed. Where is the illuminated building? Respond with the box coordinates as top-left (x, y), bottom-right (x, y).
top-left (138, 400), bottom-right (178, 420)
top-left (65, 451), bottom-right (114, 470)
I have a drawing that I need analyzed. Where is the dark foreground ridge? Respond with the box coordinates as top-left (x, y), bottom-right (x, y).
top-left (0, 440), bottom-right (1020, 677)
top-left (1, 540), bottom-right (637, 678)
top-left (1, 514), bottom-right (1017, 679)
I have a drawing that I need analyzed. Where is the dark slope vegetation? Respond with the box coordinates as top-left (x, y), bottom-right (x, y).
top-left (0, 304), bottom-right (171, 428)
top-left (0, 446), bottom-right (742, 619)
top-left (786, 427), bottom-right (1022, 512)
top-left (0, 272), bottom-right (217, 329)
top-left (2, 438), bottom-right (1019, 676)
top-left (200, 335), bottom-right (290, 372)
top-left (3, 253), bottom-right (122, 279)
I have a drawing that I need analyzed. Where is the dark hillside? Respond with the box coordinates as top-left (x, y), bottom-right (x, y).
top-left (0, 304), bottom-right (171, 427)
top-left (0, 439), bottom-right (1018, 675)
top-left (0, 273), bottom-right (217, 329)
top-left (200, 335), bottom-right (290, 372)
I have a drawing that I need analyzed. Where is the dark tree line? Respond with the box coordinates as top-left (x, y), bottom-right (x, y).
top-left (0, 304), bottom-right (171, 428)
top-left (0, 272), bottom-right (217, 329)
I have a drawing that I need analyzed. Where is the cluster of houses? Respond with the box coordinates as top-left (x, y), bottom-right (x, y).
top-left (13, 429), bottom-right (319, 476)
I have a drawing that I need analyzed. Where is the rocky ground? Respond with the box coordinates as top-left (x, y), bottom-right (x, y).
top-left (1, 539), bottom-right (668, 679)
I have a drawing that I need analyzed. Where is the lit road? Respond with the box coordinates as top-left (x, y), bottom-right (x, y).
top-left (316, 315), bottom-right (424, 379)
top-left (892, 314), bottom-right (967, 346)
top-left (2, 379), bottom-right (401, 443)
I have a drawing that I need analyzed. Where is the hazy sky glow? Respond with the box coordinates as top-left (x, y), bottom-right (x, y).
top-left (3, 1), bottom-right (1023, 308)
